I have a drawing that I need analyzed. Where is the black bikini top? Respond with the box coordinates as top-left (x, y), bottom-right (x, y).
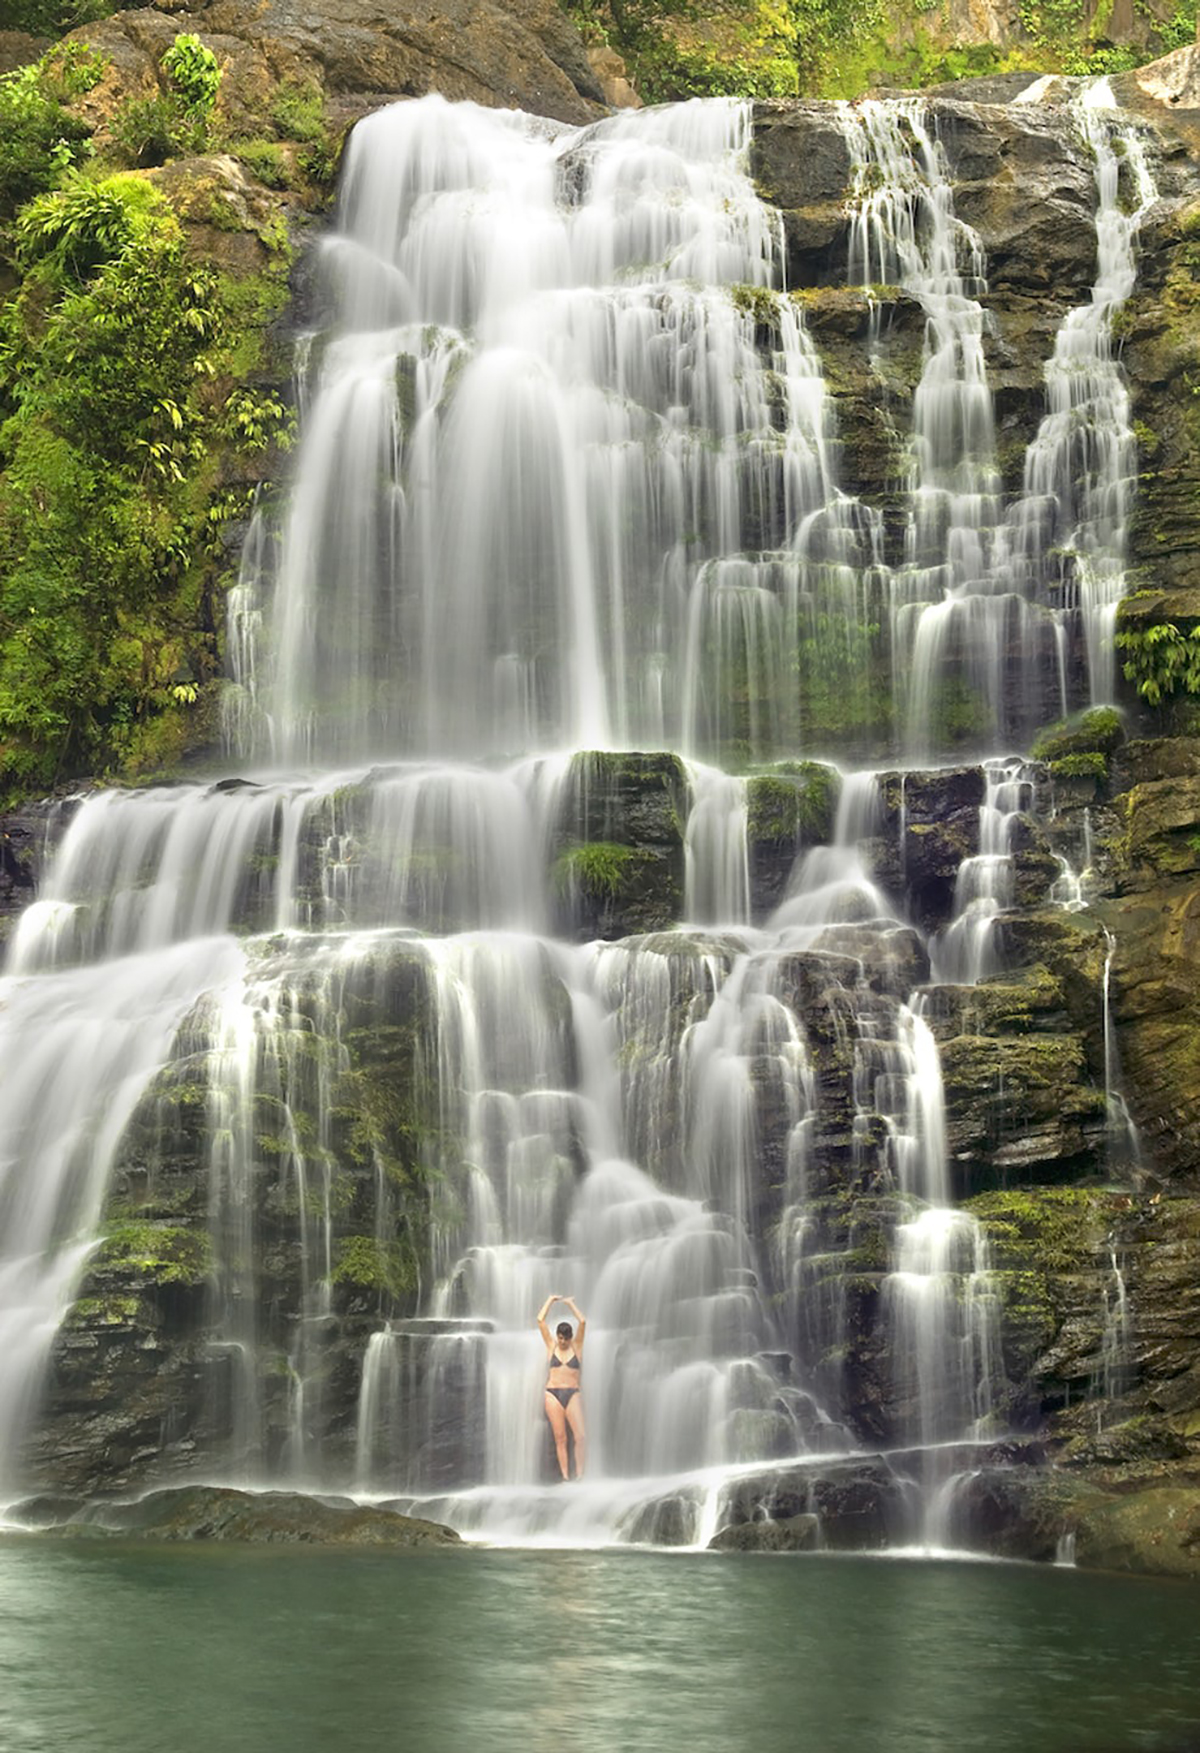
top-left (547, 1352), bottom-right (580, 1374)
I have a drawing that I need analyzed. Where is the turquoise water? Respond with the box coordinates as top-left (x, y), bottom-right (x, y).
top-left (1, 1540), bottom-right (1198, 1753)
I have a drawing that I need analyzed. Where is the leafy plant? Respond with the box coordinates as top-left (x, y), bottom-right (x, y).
top-left (0, 47), bottom-right (102, 222)
top-left (161, 34), bottom-right (221, 117)
top-left (0, 177), bottom-right (228, 792)
top-left (111, 35), bottom-right (220, 167)
top-left (14, 170), bottom-right (161, 278)
top-left (1116, 618), bottom-right (1200, 707)
top-left (1, 0), bottom-right (113, 33)
top-left (110, 94), bottom-right (205, 167)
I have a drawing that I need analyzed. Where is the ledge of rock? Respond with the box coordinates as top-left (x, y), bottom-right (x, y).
top-left (949, 1465), bottom-right (1200, 1579)
top-left (7, 1484), bottom-right (462, 1547)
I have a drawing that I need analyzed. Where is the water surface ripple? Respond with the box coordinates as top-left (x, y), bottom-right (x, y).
top-left (1, 1541), bottom-right (1198, 1753)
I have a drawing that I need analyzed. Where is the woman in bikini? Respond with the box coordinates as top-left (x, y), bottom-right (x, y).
top-left (537, 1293), bottom-right (586, 1481)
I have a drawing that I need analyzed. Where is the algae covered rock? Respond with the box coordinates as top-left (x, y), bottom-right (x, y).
top-left (709, 1511), bottom-right (819, 1551)
top-left (55, 1484), bottom-right (461, 1546)
top-left (941, 1033), bottom-right (1106, 1192)
top-left (746, 762), bottom-right (839, 918)
top-left (949, 1466), bottom-right (1200, 1579)
top-left (551, 752), bottom-right (687, 940)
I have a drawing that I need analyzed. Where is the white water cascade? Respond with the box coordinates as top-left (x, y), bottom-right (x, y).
top-left (931, 759), bottom-right (1037, 985)
top-left (0, 89), bottom-right (1158, 1545)
top-left (836, 92), bottom-right (1156, 754)
top-left (1022, 84), bottom-right (1157, 707)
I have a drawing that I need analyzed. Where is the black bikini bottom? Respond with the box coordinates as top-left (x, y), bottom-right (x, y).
top-left (546, 1386), bottom-right (578, 1409)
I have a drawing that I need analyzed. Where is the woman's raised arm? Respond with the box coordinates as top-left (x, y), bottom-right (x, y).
top-left (563, 1295), bottom-right (586, 1350)
top-left (537, 1294), bottom-right (559, 1351)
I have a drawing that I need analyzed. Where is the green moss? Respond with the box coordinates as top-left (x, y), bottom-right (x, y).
top-left (746, 774), bottom-right (805, 843)
top-left (64, 1293), bottom-right (141, 1327)
top-left (234, 140), bottom-right (291, 190)
top-left (1031, 706), bottom-right (1125, 763)
top-left (93, 1222), bottom-right (214, 1284)
top-left (1048, 751), bottom-right (1109, 781)
top-left (269, 79), bottom-right (327, 145)
top-left (965, 1187), bottom-right (1114, 1273)
top-left (729, 283), bottom-right (780, 328)
top-left (553, 841), bottom-right (638, 900)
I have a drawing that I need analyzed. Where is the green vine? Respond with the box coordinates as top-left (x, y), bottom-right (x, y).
top-left (1116, 619), bottom-right (1200, 707)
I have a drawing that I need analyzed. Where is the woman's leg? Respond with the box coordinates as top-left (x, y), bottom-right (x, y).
top-left (544, 1390), bottom-right (570, 1480)
top-left (565, 1392), bottom-right (586, 1479)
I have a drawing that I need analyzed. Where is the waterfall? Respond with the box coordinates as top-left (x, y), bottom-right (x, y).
top-left (1020, 86), bottom-right (1157, 708)
top-left (835, 92), bottom-right (1156, 755)
top-left (931, 759), bottom-right (1036, 985)
top-left (0, 88), bottom-right (1158, 1544)
top-left (0, 938), bottom-right (246, 1483)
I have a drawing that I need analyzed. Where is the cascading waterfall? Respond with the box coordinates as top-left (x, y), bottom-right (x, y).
top-left (931, 759), bottom-right (1036, 985)
top-left (836, 90), bottom-right (1156, 754)
top-left (1021, 83), bottom-right (1157, 707)
top-left (0, 86), bottom-right (1157, 1545)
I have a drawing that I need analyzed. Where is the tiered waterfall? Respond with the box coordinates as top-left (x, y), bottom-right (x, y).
top-left (0, 87), bottom-right (1153, 1545)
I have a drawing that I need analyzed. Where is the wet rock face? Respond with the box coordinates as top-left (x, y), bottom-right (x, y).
top-left (0, 800), bottom-right (77, 945)
top-left (549, 753), bottom-right (688, 940)
top-left (22, 938), bottom-right (440, 1495)
top-left (713, 1457), bottom-right (915, 1549)
top-left (752, 98), bottom-right (1099, 306)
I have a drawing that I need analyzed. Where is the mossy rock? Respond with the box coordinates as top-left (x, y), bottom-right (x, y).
top-left (709, 1511), bottom-right (819, 1551)
top-left (56, 1484), bottom-right (461, 1546)
top-left (553, 839), bottom-right (681, 941)
top-left (90, 1222), bottom-right (214, 1286)
top-left (1112, 774), bottom-right (1200, 888)
top-left (965, 1186), bottom-right (1118, 1275)
top-left (920, 964), bottom-right (1067, 1039)
top-left (942, 1038), bottom-right (1108, 1189)
top-left (1031, 707), bottom-right (1126, 765)
top-left (994, 911), bottom-right (1109, 1035)
top-left (1074, 1484), bottom-right (1200, 1579)
top-left (555, 752), bottom-right (688, 853)
top-left (745, 762), bottom-right (839, 918)
top-left (1009, 814), bottom-right (1061, 909)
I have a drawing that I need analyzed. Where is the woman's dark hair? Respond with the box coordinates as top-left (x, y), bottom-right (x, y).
top-left (556, 1321), bottom-right (573, 1341)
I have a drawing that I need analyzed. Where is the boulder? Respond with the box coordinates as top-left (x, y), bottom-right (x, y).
top-left (949, 1465), bottom-right (1200, 1579)
top-left (713, 1457), bottom-right (915, 1549)
top-left (709, 1511), bottom-right (819, 1551)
